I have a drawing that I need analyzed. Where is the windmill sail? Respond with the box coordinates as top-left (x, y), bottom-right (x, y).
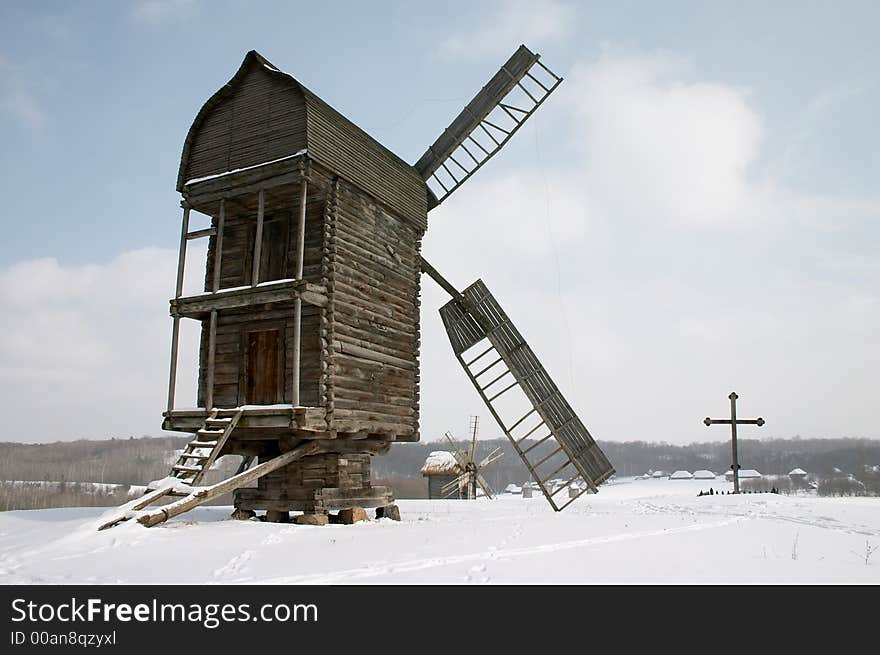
top-left (440, 428), bottom-right (501, 500)
top-left (415, 44), bottom-right (562, 208)
top-left (438, 279), bottom-right (615, 511)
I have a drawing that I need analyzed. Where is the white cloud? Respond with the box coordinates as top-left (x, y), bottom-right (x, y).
top-left (0, 247), bottom-right (205, 441)
top-left (421, 168), bottom-right (606, 285)
top-left (568, 49), bottom-right (770, 229)
top-left (416, 47), bottom-right (880, 444)
top-left (438, 0), bottom-right (576, 60)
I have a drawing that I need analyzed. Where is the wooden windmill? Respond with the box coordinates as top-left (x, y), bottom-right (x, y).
top-left (101, 43), bottom-right (614, 530)
top-left (440, 417), bottom-right (504, 500)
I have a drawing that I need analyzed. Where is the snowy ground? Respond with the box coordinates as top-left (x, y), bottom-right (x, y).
top-left (1, 477), bottom-right (878, 584)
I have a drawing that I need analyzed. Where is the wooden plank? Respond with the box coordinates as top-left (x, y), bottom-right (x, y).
top-left (137, 440), bottom-right (326, 527)
top-left (251, 188), bottom-right (264, 286)
top-left (206, 310), bottom-right (217, 410)
top-left (186, 227), bottom-right (217, 240)
top-left (171, 279), bottom-right (328, 317)
top-left (332, 340), bottom-right (414, 370)
top-left (293, 178), bottom-right (308, 406)
top-left (167, 317), bottom-right (180, 413)
top-left (175, 205), bottom-right (190, 299)
top-left (97, 486), bottom-right (174, 531)
top-left (212, 199), bottom-right (225, 293)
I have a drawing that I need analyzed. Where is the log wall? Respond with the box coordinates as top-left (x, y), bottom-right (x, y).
top-left (323, 174), bottom-right (423, 441)
top-left (191, 163), bottom-right (424, 442)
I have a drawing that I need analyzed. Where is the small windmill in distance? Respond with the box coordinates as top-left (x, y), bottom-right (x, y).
top-left (442, 416), bottom-right (504, 500)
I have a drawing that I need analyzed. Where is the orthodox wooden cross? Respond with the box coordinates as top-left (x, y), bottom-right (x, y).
top-left (704, 392), bottom-right (764, 494)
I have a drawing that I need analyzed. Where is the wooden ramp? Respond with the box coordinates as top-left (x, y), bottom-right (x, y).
top-left (99, 408), bottom-right (245, 530)
top-left (439, 279), bottom-right (615, 511)
top-left (98, 438), bottom-right (328, 530)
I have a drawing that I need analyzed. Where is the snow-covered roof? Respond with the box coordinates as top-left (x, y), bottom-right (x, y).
top-left (788, 468), bottom-right (807, 476)
top-left (669, 470), bottom-right (693, 479)
top-left (504, 484), bottom-right (522, 494)
top-left (420, 451), bottom-right (461, 476)
top-left (725, 469), bottom-right (762, 478)
top-left (693, 470), bottom-right (716, 479)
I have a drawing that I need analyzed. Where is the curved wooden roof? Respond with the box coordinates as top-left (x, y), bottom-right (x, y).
top-left (178, 51), bottom-right (427, 229)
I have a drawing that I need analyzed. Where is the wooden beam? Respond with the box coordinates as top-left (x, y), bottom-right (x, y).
top-left (137, 439), bottom-right (327, 527)
top-left (183, 154), bottom-right (307, 199)
top-left (185, 227), bottom-right (216, 240)
top-left (166, 317), bottom-right (180, 413)
top-left (212, 199), bottom-right (225, 293)
top-left (170, 279), bottom-right (328, 317)
top-left (175, 205), bottom-right (190, 299)
top-left (293, 179), bottom-right (308, 407)
top-left (168, 204), bottom-right (189, 413)
top-left (205, 310), bottom-right (217, 410)
top-left (333, 340), bottom-right (415, 370)
top-left (251, 188), bottom-right (265, 287)
top-left (296, 179), bottom-right (308, 280)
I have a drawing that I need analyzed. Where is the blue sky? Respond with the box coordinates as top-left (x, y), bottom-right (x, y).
top-left (1, 1), bottom-right (878, 445)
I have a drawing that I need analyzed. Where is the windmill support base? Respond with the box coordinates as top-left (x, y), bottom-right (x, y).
top-left (232, 452), bottom-right (395, 516)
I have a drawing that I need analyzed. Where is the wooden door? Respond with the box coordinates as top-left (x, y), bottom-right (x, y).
top-left (244, 329), bottom-right (282, 405)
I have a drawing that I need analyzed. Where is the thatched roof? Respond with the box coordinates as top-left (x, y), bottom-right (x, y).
top-left (420, 451), bottom-right (461, 476)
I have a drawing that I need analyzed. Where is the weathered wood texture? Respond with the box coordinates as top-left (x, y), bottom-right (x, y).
top-left (191, 167), bottom-right (423, 443)
top-left (257, 453), bottom-right (371, 494)
top-left (233, 450), bottom-right (394, 512)
top-left (178, 51), bottom-right (427, 229)
top-left (197, 303), bottom-right (321, 408)
top-left (323, 174), bottom-right (423, 441)
top-left (182, 63), bottom-right (307, 189)
top-left (196, 182), bottom-right (325, 409)
top-left (180, 56), bottom-right (427, 447)
top-left (427, 474), bottom-right (459, 500)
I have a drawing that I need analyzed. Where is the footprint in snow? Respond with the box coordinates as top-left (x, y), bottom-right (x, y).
top-left (213, 550), bottom-right (253, 579)
top-left (464, 564), bottom-right (490, 584)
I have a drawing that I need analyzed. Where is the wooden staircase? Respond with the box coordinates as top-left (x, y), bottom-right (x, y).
top-left (98, 408), bottom-right (243, 530)
top-left (160, 408), bottom-right (243, 492)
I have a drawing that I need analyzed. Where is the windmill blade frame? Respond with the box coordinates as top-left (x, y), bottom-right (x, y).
top-left (443, 432), bottom-right (470, 467)
top-left (478, 448), bottom-right (504, 470)
top-left (415, 44), bottom-right (563, 207)
top-left (433, 274), bottom-right (615, 511)
top-left (475, 472), bottom-right (494, 499)
top-left (469, 416), bottom-right (478, 462)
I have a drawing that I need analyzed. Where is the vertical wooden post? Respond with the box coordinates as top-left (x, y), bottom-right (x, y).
top-left (251, 189), bottom-right (265, 287)
top-left (212, 199), bottom-right (225, 293)
top-left (730, 392), bottom-right (740, 494)
top-left (167, 204), bottom-right (190, 413)
top-left (205, 309), bottom-right (218, 410)
top-left (167, 318), bottom-right (181, 413)
top-left (292, 179), bottom-right (308, 406)
top-left (175, 205), bottom-right (190, 299)
top-left (295, 181), bottom-right (307, 280)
